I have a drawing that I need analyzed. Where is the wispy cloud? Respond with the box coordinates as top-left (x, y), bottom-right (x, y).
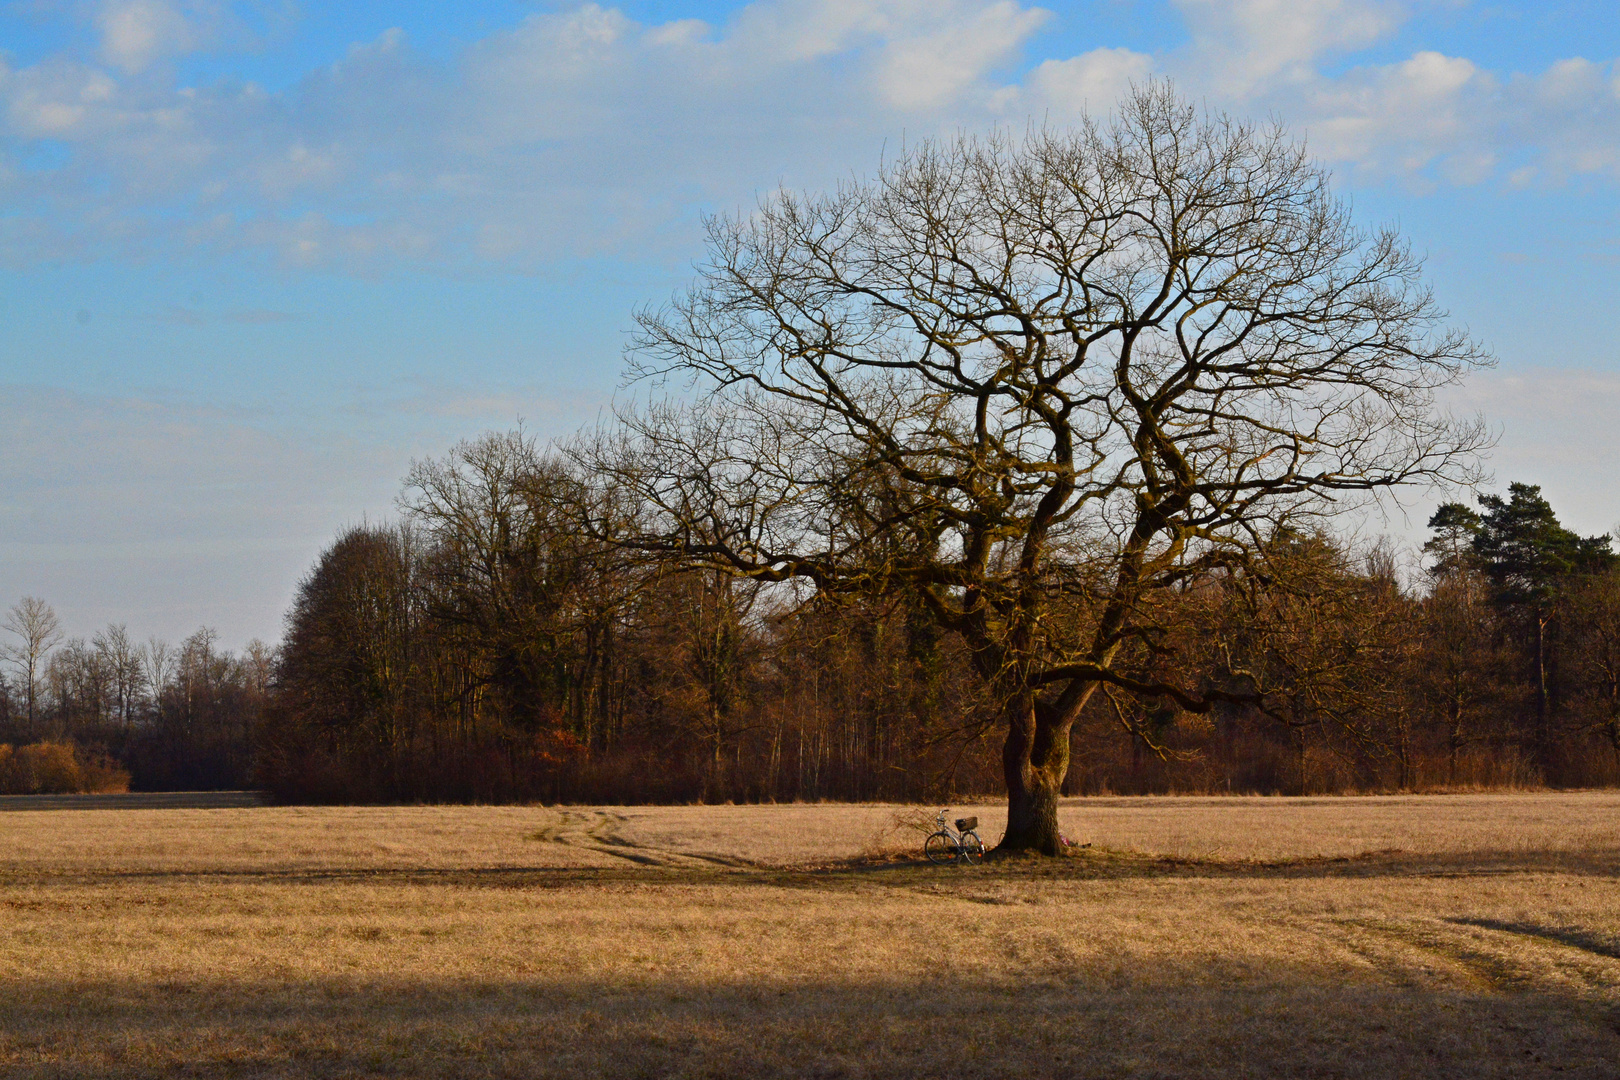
top-left (0, 377), bottom-right (620, 641)
top-left (0, 384), bottom-right (393, 642)
top-left (0, 0), bottom-right (1611, 272)
top-left (1440, 367), bottom-right (1620, 535)
top-left (150, 304), bottom-right (294, 324)
top-left (96, 0), bottom-right (210, 73)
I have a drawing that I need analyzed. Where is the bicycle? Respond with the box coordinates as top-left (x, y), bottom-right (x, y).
top-left (924, 808), bottom-right (985, 865)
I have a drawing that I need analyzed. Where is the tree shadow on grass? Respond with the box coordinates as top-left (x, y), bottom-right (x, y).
top-left (3, 968), bottom-right (1618, 1079)
top-left (1447, 917), bottom-right (1620, 962)
top-left (5, 843), bottom-right (1618, 893)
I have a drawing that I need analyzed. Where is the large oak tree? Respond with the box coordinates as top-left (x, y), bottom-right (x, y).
top-left (594, 85), bottom-right (1490, 852)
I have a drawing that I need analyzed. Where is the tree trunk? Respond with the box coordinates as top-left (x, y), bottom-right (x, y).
top-left (1535, 614), bottom-right (1548, 751)
top-left (1397, 716), bottom-right (1411, 790)
top-left (998, 694), bottom-right (1075, 855)
top-left (1608, 672), bottom-right (1620, 757)
top-left (1448, 689), bottom-right (1464, 785)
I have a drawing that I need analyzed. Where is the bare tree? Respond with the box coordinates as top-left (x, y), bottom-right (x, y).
top-left (593, 85), bottom-right (1490, 851)
top-left (402, 429), bottom-right (659, 748)
top-left (241, 640), bottom-right (277, 698)
top-left (94, 624), bottom-right (145, 730)
top-left (142, 638), bottom-right (174, 714)
top-left (4, 597), bottom-right (64, 732)
top-left (47, 637), bottom-right (110, 735)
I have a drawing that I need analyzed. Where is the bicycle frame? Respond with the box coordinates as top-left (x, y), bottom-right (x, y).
top-left (925, 808), bottom-right (983, 865)
top-left (933, 810), bottom-right (963, 849)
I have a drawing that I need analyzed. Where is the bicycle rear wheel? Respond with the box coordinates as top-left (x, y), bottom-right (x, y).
top-left (960, 831), bottom-right (985, 864)
top-left (924, 831), bottom-right (956, 864)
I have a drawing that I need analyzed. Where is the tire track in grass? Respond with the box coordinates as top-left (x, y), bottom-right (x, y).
top-left (1325, 917), bottom-right (1511, 994)
top-left (1331, 913), bottom-right (1620, 1003)
top-left (528, 809), bottom-right (757, 869)
top-left (1447, 918), bottom-right (1620, 963)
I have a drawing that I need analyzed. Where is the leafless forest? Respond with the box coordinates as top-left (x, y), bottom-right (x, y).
top-left (3, 459), bottom-right (1617, 803)
top-left (262, 449), bottom-right (1620, 803)
top-left (0, 604), bottom-right (269, 795)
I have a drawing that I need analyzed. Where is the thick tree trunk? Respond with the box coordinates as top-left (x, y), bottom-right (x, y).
top-left (998, 693), bottom-right (1079, 855)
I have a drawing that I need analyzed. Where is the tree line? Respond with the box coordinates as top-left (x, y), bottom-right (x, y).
top-left (0, 600), bottom-right (270, 793)
top-left (257, 433), bottom-right (1620, 804)
top-left (8, 467), bottom-right (1615, 803)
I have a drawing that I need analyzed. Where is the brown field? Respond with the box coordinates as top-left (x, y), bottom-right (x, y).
top-left (3, 794), bottom-right (1619, 1078)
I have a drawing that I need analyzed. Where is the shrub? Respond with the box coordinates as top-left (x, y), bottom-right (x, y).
top-left (0, 741), bottom-right (131, 795)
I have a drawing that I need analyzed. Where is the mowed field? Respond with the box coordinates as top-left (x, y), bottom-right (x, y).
top-left (3, 795), bottom-right (1619, 1078)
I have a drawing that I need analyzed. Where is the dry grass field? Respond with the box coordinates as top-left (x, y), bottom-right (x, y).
top-left (3, 794), bottom-right (1619, 1078)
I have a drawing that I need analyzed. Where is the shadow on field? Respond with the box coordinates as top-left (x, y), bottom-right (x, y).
top-left (6, 821), bottom-right (1619, 1079)
top-left (3, 969), bottom-right (1618, 1079)
top-left (1448, 918), bottom-right (1620, 962)
top-left (9, 844), bottom-right (1617, 890)
top-left (0, 791), bottom-right (264, 811)
top-left (956, 845), bottom-right (1620, 882)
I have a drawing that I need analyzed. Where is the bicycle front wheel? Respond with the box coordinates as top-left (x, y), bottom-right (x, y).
top-left (959, 831), bottom-right (985, 864)
top-left (924, 831), bottom-right (956, 864)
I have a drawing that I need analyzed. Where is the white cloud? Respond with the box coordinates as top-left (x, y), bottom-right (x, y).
top-left (1148, 1), bottom-right (1620, 188)
top-left (97, 0), bottom-right (206, 73)
top-left (1174, 0), bottom-right (1406, 93)
top-left (1300, 52), bottom-right (1493, 180)
top-left (2, 58), bottom-right (120, 138)
top-left (0, 0), bottom-right (1616, 269)
top-left (869, 1), bottom-right (1048, 110)
top-left (0, 0), bottom-right (1066, 269)
top-left (1275, 50), bottom-right (1620, 186)
top-left (1023, 47), bottom-right (1155, 116)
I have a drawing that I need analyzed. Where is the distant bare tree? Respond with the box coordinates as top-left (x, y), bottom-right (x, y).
top-left (47, 638), bottom-right (110, 733)
top-left (94, 624), bottom-right (145, 730)
top-left (4, 597), bottom-right (64, 731)
top-left (142, 638), bottom-right (174, 712)
top-left (241, 640), bottom-right (277, 698)
top-left (402, 429), bottom-right (650, 745)
top-left (596, 85), bottom-right (1491, 851)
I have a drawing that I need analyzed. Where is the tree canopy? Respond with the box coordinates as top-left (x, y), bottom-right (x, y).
top-left (592, 84), bottom-right (1491, 852)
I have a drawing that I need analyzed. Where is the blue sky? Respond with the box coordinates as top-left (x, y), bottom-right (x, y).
top-left (2, 0), bottom-right (1618, 648)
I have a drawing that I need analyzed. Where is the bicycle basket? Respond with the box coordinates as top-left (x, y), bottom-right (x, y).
top-left (955, 816), bottom-right (978, 832)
